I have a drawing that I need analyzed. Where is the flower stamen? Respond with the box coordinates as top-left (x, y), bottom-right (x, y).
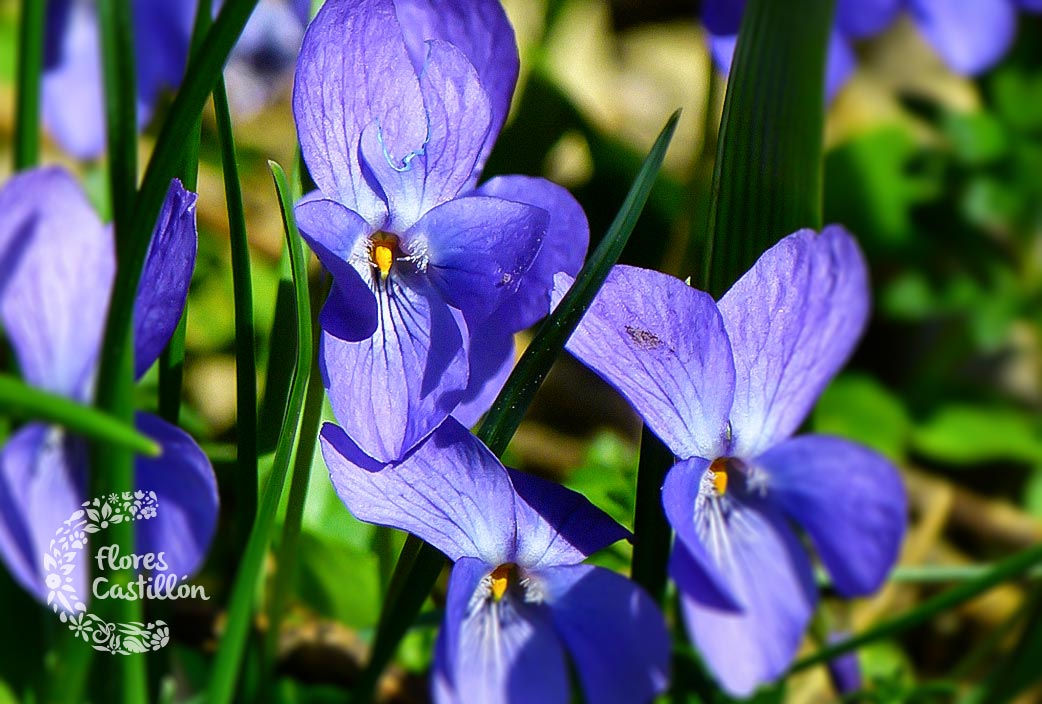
top-left (709, 457), bottom-right (729, 495)
top-left (369, 233), bottom-right (399, 280)
top-left (489, 563), bottom-right (517, 602)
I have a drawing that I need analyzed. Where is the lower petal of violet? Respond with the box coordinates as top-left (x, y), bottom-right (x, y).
top-left (436, 555), bottom-right (570, 704)
top-left (320, 273), bottom-right (468, 463)
top-left (537, 563), bottom-right (670, 704)
top-left (664, 459), bottom-right (818, 697)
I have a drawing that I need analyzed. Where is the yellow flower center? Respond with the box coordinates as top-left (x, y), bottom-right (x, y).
top-left (710, 457), bottom-right (729, 495)
top-left (370, 233), bottom-right (399, 280)
top-left (489, 563), bottom-right (517, 602)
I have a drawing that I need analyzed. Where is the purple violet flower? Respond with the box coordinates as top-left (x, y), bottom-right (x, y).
top-left (0, 167), bottom-right (218, 602)
top-left (224, 0), bottom-right (312, 119)
top-left (321, 418), bottom-right (670, 703)
top-left (704, 0), bottom-right (1042, 101)
top-left (559, 226), bottom-right (907, 697)
top-left (293, 0), bottom-right (589, 463)
top-left (43, 0), bottom-right (197, 159)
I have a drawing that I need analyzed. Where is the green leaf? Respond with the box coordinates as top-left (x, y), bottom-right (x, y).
top-left (0, 374), bottom-right (159, 456)
top-left (351, 110), bottom-right (681, 703)
top-left (944, 111), bottom-right (1010, 166)
top-left (912, 404), bottom-right (1042, 466)
top-left (13, 0), bottom-right (45, 170)
top-left (812, 374), bottom-right (911, 462)
top-left (701, 0), bottom-right (835, 297)
top-left (214, 77), bottom-right (259, 553)
top-left (206, 161), bottom-right (313, 704)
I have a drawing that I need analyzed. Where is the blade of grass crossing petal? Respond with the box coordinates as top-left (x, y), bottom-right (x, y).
top-left (158, 0), bottom-right (213, 424)
top-left (13, 0), bottom-right (45, 170)
top-left (214, 77), bottom-right (259, 553)
top-left (701, 0), bottom-right (834, 297)
top-left (351, 112), bottom-right (681, 703)
top-left (479, 110), bottom-right (680, 455)
top-left (206, 162), bottom-right (312, 704)
top-left (0, 375), bottom-right (159, 456)
top-left (791, 542), bottom-right (1042, 673)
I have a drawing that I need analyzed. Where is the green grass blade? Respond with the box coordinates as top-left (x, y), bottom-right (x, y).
top-left (700, 0), bottom-right (835, 297)
top-left (214, 77), bottom-right (259, 552)
top-left (0, 375), bottom-right (159, 456)
top-left (13, 0), bottom-right (45, 170)
top-left (791, 542), bottom-right (1042, 673)
top-left (91, 2), bottom-right (144, 700)
top-left (263, 351), bottom-right (325, 682)
top-left (351, 111), bottom-right (681, 702)
top-left (97, 0), bottom-right (137, 238)
top-left (206, 161), bottom-right (313, 704)
top-left (630, 426), bottom-right (675, 605)
top-left (479, 109), bottom-right (680, 455)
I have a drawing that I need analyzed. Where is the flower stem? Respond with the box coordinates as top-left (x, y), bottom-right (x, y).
top-left (13, 0), bottom-right (45, 171)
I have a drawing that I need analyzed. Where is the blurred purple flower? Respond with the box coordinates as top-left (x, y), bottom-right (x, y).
top-left (224, 0), bottom-right (312, 119)
top-left (293, 0), bottom-right (589, 464)
top-left (43, 0), bottom-right (313, 157)
top-left (560, 226), bottom-right (907, 697)
top-left (42, 0), bottom-right (196, 159)
top-left (321, 418), bottom-right (670, 703)
top-left (0, 167), bottom-right (218, 603)
top-left (704, 0), bottom-right (1042, 101)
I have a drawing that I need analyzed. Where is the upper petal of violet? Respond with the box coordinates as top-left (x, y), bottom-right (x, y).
top-left (909, 0), bottom-right (1018, 75)
top-left (133, 412), bottom-right (220, 581)
top-left (561, 265), bottom-right (736, 461)
top-left (358, 39), bottom-right (493, 231)
top-left (392, 0), bottom-right (519, 174)
top-left (718, 226), bottom-right (870, 458)
top-left (321, 419), bottom-right (517, 564)
top-left (133, 179), bottom-right (198, 379)
top-left (508, 468), bottom-right (630, 570)
top-left (293, 0), bottom-right (427, 226)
